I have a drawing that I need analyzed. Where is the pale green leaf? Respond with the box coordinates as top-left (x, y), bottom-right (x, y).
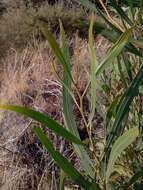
top-left (88, 13), bottom-right (97, 122)
top-left (96, 27), bottom-right (133, 76)
top-left (60, 21), bottom-right (95, 178)
top-left (106, 127), bottom-right (139, 183)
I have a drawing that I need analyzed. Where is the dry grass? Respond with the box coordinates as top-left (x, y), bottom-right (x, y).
top-left (0, 38), bottom-right (64, 189)
top-left (0, 1), bottom-right (87, 57)
top-left (0, 147), bottom-right (51, 190)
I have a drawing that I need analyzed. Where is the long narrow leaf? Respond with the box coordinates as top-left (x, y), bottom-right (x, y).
top-left (60, 21), bottom-right (95, 178)
top-left (95, 27), bottom-right (133, 76)
top-left (106, 127), bottom-right (139, 183)
top-left (0, 105), bottom-right (82, 145)
top-left (106, 96), bottom-right (120, 128)
top-left (88, 13), bottom-right (97, 120)
top-left (106, 65), bottom-right (143, 154)
top-left (60, 170), bottom-right (65, 190)
top-left (110, 0), bottom-right (133, 26)
top-left (37, 18), bottom-right (73, 82)
top-left (122, 53), bottom-right (133, 81)
top-left (34, 126), bottom-right (101, 190)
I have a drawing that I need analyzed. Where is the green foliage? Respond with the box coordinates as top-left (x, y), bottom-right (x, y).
top-left (1, 0), bottom-right (143, 189)
top-left (88, 13), bottom-right (97, 123)
top-left (106, 127), bottom-right (139, 183)
top-left (105, 65), bottom-right (143, 156)
top-left (34, 126), bottom-right (100, 190)
top-left (95, 27), bottom-right (133, 76)
top-left (60, 21), bottom-right (95, 178)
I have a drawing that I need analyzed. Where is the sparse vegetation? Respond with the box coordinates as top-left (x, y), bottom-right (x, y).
top-left (0, 1), bottom-right (88, 57)
top-left (0, 0), bottom-right (143, 190)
